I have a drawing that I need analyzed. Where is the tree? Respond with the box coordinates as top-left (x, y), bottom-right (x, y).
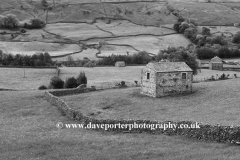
top-left (42, 0), bottom-right (48, 7)
top-left (3, 14), bottom-right (20, 29)
top-left (67, 55), bottom-right (74, 66)
top-left (157, 47), bottom-right (199, 75)
top-left (50, 76), bottom-right (64, 89)
top-left (202, 27), bottom-right (210, 36)
top-left (184, 27), bottom-right (196, 38)
top-left (232, 31), bottom-right (240, 43)
top-left (179, 21), bottom-right (189, 33)
top-left (0, 50), bottom-right (3, 64)
top-left (173, 22), bottom-right (181, 33)
top-left (65, 77), bottom-right (78, 88)
top-left (211, 36), bottom-right (227, 46)
top-left (29, 18), bottom-right (46, 29)
top-left (44, 52), bottom-right (52, 65)
top-left (0, 15), bottom-right (5, 27)
top-left (169, 48), bottom-right (199, 75)
top-left (76, 72), bottom-right (87, 86)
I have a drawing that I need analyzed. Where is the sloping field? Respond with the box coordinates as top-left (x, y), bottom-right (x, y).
top-left (1, 91), bottom-right (240, 160)
top-left (0, 68), bottom-right (57, 90)
top-left (45, 23), bottom-right (112, 41)
top-left (62, 78), bottom-right (240, 126)
top-left (52, 48), bottom-right (99, 61)
top-left (0, 42), bottom-right (81, 56)
top-left (170, 2), bottom-right (240, 26)
top-left (45, 20), bottom-right (176, 41)
top-left (95, 19), bottom-right (176, 36)
top-left (102, 34), bottom-right (191, 54)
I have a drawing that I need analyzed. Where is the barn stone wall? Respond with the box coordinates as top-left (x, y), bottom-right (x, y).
top-left (209, 63), bottom-right (223, 70)
top-left (155, 72), bottom-right (192, 97)
top-left (140, 68), bottom-right (157, 97)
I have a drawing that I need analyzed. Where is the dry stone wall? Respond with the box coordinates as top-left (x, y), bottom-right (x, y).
top-left (45, 87), bottom-right (240, 145)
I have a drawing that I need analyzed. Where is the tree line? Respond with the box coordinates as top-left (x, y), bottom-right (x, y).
top-left (0, 51), bottom-right (53, 67)
top-left (173, 16), bottom-right (240, 59)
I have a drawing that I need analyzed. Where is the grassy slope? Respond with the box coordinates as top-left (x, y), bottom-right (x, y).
top-left (0, 68), bottom-right (57, 90)
top-left (169, 2), bottom-right (240, 26)
top-left (1, 90), bottom-right (240, 160)
top-left (62, 78), bottom-right (240, 126)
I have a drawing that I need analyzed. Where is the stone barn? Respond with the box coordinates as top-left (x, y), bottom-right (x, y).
top-left (141, 62), bottom-right (193, 98)
top-left (209, 56), bottom-right (223, 70)
top-left (115, 61), bottom-right (125, 67)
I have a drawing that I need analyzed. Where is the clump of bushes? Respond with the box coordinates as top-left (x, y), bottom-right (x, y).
top-left (76, 72), bottom-right (87, 86)
top-left (115, 81), bottom-right (127, 88)
top-left (48, 72), bottom-right (88, 89)
top-left (38, 85), bottom-right (48, 90)
top-left (232, 32), bottom-right (240, 43)
top-left (65, 77), bottom-right (78, 88)
top-left (24, 18), bottom-right (46, 29)
top-left (41, 0), bottom-right (48, 7)
top-left (83, 61), bottom-right (96, 67)
top-left (50, 76), bottom-right (64, 89)
top-left (0, 14), bottom-right (20, 29)
top-left (202, 27), bottom-right (211, 36)
top-left (0, 52), bottom-right (53, 66)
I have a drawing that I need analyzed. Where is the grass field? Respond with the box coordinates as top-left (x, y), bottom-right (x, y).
top-left (62, 78), bottom-right (240, 126)
top-left (0, 68), bottom-right (57, 90)
top-left (1, 67), bottom-right (239, 90)
top-left (170, 2), bottom-right (240, 26)
top-left (1, 88), bottom-right (240, 159)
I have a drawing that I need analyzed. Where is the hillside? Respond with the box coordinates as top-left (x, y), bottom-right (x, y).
top-left (1, 0), bottom-right (240, 61)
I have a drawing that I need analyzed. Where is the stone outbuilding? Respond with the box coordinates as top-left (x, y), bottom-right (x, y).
top-left (141, 62), bottom-right (193, 98)
top-left (115, 61), bottom-right (125, 67)
top-left (209, 56), bottom-right (223, 70)
top-left (234, 23), bottom-right (239, 27)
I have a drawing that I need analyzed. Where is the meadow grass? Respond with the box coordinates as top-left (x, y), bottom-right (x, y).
top-left (62, 78), bottom-right (240, 126)
top-left (1, 90), bottom-right (240, 160)
top-left (1, 67), bottom-right (239, 90)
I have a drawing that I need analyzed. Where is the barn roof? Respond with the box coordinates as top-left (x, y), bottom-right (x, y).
top-left (146, 62), bottom-right (193, 72)
top-left (210, 56), bottom-right (222, 63)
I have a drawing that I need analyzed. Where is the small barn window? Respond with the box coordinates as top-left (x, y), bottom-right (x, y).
top-left (182, 73), bottom-right (187, 80)
top-left (147, 73), bottom-right (150, 79)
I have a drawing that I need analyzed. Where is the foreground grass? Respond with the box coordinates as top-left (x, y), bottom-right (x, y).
top-left (62, 78), bottom-right (240, 126)
top-left (1, 90), bottom-right (240, 160)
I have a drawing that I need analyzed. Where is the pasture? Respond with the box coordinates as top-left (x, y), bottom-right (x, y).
top-left (1, 67), bottom-right (240, 90)
top-left (62, 78), bottom-right (240, 126)
top-left (1, 91), bottom-right (240, 160)
top-left (170, 1), bottom-right (240, 26)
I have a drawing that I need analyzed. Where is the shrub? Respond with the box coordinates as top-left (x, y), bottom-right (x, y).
top-left (219, 73), bottom-right (227, 80)
top-left (41, 0), bottom-right (48, 7)
top-left (202, 27), bottom-right (211, 36)
top-left (173, 22), bottom-right (181, 33)
top-left (50, 76), bottom-right (64, 89)
top-left (179, 21), bottom-right (189, 33)
top-left (29, 18), bottom-right (46, 29)
top-left (83, 61), bottom-right (96, 67)
top-left (121, 81), bottom-right (125, 86)
top-left (211, 36), bottom-right (227, 46)
top-left (38, 85), bottom-right (47, 90)
top-left (76, 72), bottom-right (87, 86)
top-left (232, 32), bottom-right (240, 43)
top-left (2, 14), bottom-right (20, 29)
top-left (196, 46), bottom-right (216, 59)
top-left (65, 77), bottom-right (78, 88)
top-left (184, 27), bottom-right (196, 38)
